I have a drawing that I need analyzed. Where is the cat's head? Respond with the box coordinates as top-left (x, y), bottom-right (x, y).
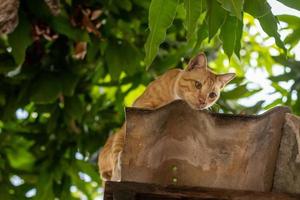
top-left (176, 53), bottom-right (235, 110)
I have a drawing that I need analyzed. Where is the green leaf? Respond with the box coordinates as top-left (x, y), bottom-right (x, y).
top-left (284, 29), bottom-right (300, 46)
top-left (60, 72), bottom-right (79, 96)
top-left (5, 136), bottom-right (35, 171)
top-left (244, 0), bottom-right (270, 18)
top-left (50, 16), bottom-right (90, 42)
top-left (277, 15), bottom-right (300, 47)
top-left (184, 0), bottom-right (205, 39)
top-left (275, 0), bottom-right (300, 11)
top-left (120, 42), bottom-right (142, 76)
top-left (8, 13), bottom-right (33, 65)
top-left (245, 0), bottom-right (286, 53)
top-left (242, 100), bottom-right (265, 114)
top-left (193, 23), bottom-right (208, 52)
top-left (220, 15), bottom-right (243, 58)
top-left (76, 160), bottom-right (100, 182)
top-left (35, 174), bottom-right (55, 200)
top-left (46, 106), bottom-right (60, 133)
top-left (105, 41), bottom-right (141, 80)
top-left (118, 0), bottom-right (132, 11)
top-left (144, 0), bottom-right (179, 68)
top-left (264, 98), bottom-right (282, 110)
top-left (258, 12), bottom-right (286, 53)
top-left (30, 73), bottom-right (62, 104)
top-left (278, 15), bottom-right (300, 29)
top-left (271, 82), bottom-right (288, 95)
top-left (269, 72), bottom-right (296, 82)
top-left (222, 85), bottom-right (261, 99)
top-left (217, 0), bottom-right (244, 20)
top-left (66, 167), bottom-right (93, 200)
top-left (222, 85), bottom-right (248, 99)
top-left (234, 14), bottom-right (243, 57)
top-left (206, 0), bottom-right (227, 40)
top-left (6, 148), bottom-right (35, 171)
top-left (65, 96), bottom-right (84, 121)
top-left (105, 43), bottom-right (123, 80)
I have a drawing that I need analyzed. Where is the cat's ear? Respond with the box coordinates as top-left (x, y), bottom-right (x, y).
top-left (218, 73), bottom-right (236, 88)
top-left (186, 53), bottom-right (207, 71)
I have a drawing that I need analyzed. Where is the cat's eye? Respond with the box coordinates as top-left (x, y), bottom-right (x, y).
top-left (195, 81), bottom-right (202, 89)
top-left (209, 92), bottom-right (217, 98)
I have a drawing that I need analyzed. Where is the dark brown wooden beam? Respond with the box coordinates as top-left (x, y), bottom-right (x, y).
top-left (104, 181), bottom-right (300, 200)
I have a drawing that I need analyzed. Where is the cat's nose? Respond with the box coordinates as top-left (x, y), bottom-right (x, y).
top-left (198, 98), bottom-right (205, 105)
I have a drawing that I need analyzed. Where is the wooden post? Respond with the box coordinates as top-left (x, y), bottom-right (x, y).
top-left (120, 101), bottom-right (290, 191)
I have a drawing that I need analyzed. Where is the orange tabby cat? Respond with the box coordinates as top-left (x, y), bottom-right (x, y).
top-left (98, 53), bottom-right (235, 180)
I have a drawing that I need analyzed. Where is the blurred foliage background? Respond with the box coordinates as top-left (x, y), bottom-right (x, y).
top-left (0, 0), bottom-right (299, 199)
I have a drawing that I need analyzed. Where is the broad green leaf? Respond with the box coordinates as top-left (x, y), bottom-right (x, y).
top-left (5, 136), bottom-right (35, 171)
top-left (242, 100), bottom-right (265, 114)
top-left (8, 13), bottom-right (33, 65)
top-left (67, 167), bottom-right (93, 200)
top-left (245, 0), bottom-right (286, 53)
top-left (60, 72), bottom-right (79, 96)
top-left (184, 0), bottom-right (205, 39)
top-left (47, 106), bottom-right (59, 133)
top-left (244, 0), bottom-right (270, 18)
top-left (221, 85), bottom-right (261, 99)
top-left (278, 15), bottom-right (300, 29)
top-left (271, 55), bottom-right (289, 65)
top-left (118, 0), bottom-right (132, 11)
top-left (292, 78), bottom-right (300, 91)
top-left (30, 73), bottom-right (62, 104)
top-left (217, 0), bottom-right (244, 20)
top-left (76, 160), bottom-right (100, 182)
top-left (272, 82), bottom-right (288, 95)
top-left (284, 29), bottom-right (300, 46)
top-left (220, 15), bottom-right (243, 58)
top-left (152, 41), bottom-right (191, 73)
top-left (105, 42), bottom-right (123, 80)
top-left (222, 85), bottom-right (248, 99)
top-left (87, 38), bottom-right (101, 62)
top-left (66, 0), bottom-right (72, 5)
top-left (120, 42), bottom-right (142, 75)
top-left (278, 15), bottom-right (300, 47)
top-left (234, 14), bottom-right (243, 57)
top-left (105, 41), bottom-right (141, 80)
top-left (259, 12), bottom-right (286, 53)
top-left (6, 148), bottom-right (35, 171)
top-left (132, 0), bottom-right (151, 9)
top-left (65, 96), bottom-right (84, 121)
top-left (272, 55), bottom-right (300, 74)
top-left (276, 0), bottom-right (300, 11)
top-left (50, 16), bottom-right (90, 42)
top-left (269, 72), bottom-right (296, 82)
top-left (144, 0), bottom-right (179, 68)
top-left (35, 174), bottom-right (55, 200)
top-left (206, 0), bottom-right (227, 40)
top-left (193, 23), bottom-right (208, 52)
top-left (264, 98), bottom-right (282, 110)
